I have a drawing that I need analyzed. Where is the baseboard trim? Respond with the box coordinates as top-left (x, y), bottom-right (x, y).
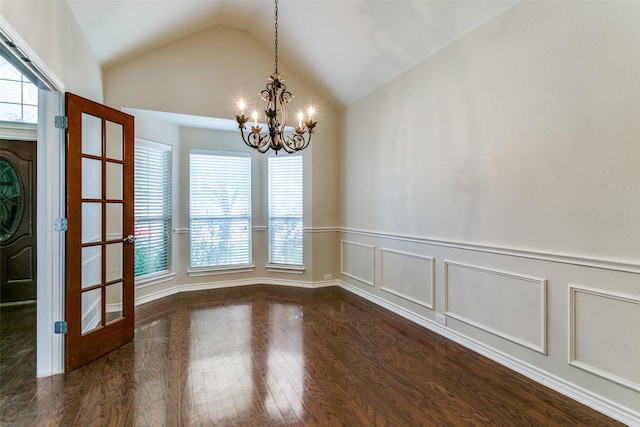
top-left (134, 277), bottom-right (338, 307)
top-left (338, 281), bottom-right (639, 427)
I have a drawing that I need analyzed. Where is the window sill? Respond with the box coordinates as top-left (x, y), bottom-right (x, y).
top-left (135, 271), bottom-right (176, 289)
top-left (266, 264), bottom-right (306, 274)
top-left (187, 264), bottom-right (255, 277)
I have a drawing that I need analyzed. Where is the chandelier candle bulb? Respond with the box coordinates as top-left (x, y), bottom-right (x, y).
top-left (253, 111), bottom-right (258, 127)
top-left (239, 99), bottom-right (245, 116)
top-left (298, 112), bottom-right (303, 128)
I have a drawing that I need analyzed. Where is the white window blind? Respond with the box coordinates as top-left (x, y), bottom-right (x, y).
top-left (268, 155), bottom-right (303, 265)
top-left (190, 151), bottom-right (251, 268)
top-left (134, 139), bottom-right (172, 278)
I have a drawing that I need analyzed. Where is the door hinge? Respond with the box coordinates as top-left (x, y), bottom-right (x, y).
top-left (54, 321), bottom-right (67, 334)
top-left (54, 115), bottom-right (68, 129)
top-left (54, 218), bottom-right (68, 232)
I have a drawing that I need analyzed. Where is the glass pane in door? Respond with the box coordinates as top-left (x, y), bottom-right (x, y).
top-left (105, 242), bottom-right (123, 282)
top-left (81, 202), bottom-right (102, 243)
top-left (82, 113), bottom-right (102, 157)
top-left (105, 282), bottom-right (123, 324)
top-left (81, 246), bottom-right (102, 289)
top-left (81, 288), bottom-right (102, 335)
top-left (81, 158), bottom-right (102, 199)
top-left (105, 121), bottom-right (123, 161)
top-left (105, 162), bottom-right (123, 200)
top-left (106, 203), bottom-right (123, 240)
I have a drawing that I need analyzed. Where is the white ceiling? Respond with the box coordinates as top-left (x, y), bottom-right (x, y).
top-left (67, 0), bottom-right (517, 108)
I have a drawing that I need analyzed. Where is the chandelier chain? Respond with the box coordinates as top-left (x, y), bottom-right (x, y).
top-left (274, 0), bottom-right (279, 74)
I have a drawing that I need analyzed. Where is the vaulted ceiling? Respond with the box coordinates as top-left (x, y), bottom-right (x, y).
top-left (67, 0), bottom-right (517, 108)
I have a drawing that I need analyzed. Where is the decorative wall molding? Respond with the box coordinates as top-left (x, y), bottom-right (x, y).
top-left (569, 284), bottom-right (640, 393)
top-left (380, 248), bottom-right (434, 309)
top-left (341, 227), bottom-right (640, 274)
top-left (341, 240), bottom-right (375, 287)
top-left (172, 226), bottom-right (339, 234)
top-left (339, 280), bottom-right (639, 427)
top-left (444, 261), bottom-right (548, 355)
top-left (304, 227), bottom-right (341, 233)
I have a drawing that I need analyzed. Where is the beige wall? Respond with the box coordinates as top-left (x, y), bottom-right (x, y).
top-left (104, 25), bottom-right (341, 301)
top-left (343, 1), bottom-right (639, 260)
top-left (0, 0), bottom-right (103, 100)
top-left (340, 1), bottom-right (639, 421)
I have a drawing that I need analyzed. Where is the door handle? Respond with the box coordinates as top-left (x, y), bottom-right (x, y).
top-left (124, 234), bottom-right (136, 244)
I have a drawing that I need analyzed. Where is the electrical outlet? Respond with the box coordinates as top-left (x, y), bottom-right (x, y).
top-left (435, 314), bottom-right (447, 326)
top-left (324, 273), bottom-right (332, 280)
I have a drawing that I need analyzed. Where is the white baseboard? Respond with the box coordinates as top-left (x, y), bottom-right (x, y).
top-left (134, 277), bottom-right (338, 307)
top-left (338, 281), bottom-right (639, 427)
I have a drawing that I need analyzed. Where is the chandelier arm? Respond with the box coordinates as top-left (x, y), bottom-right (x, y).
top-left (239, 124), bottom-right (270, 151)
top-left (281, 135), bottom-right (297, 154)
top-left (284, 133), bottom-right (310, 152)
top-left (257, 140), bottom-right (271, 153)
top-left (238, 125), bottom-right (255, 149)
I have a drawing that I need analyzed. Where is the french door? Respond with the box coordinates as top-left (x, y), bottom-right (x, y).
top-left (64, 92), bottom-right (135, 371)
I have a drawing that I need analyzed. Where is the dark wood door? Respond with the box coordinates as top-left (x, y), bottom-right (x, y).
top-left (0, 139), bottom-right (36, 303)
top-left (65, 92), bottom-right (135, 371)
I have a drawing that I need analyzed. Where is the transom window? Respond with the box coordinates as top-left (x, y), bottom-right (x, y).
top-left (0, 54), bottom-right (37, 123)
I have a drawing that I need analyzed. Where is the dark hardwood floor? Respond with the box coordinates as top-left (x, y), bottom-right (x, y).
top-left (0, 286), bottom-right (624, 426)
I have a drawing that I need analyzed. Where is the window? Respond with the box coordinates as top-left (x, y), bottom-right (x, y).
top-left (190, 151), bottom-right (251, 269)
top-left (0, 54), bottom-right (37, 123)
top-left (134, 139), bottom-right (172, 278)
top-left (268, 155), bottom-right (303, 266)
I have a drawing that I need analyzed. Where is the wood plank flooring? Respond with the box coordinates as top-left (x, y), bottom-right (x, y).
top-left (0, 285), bottom-right (625, 426)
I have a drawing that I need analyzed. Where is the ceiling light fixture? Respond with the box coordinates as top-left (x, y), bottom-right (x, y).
top-left (235, 0), bottom-right (317, 154)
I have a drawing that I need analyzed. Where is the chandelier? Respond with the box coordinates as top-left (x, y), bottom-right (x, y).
top-left (235, 0), bottom-right (317, 154)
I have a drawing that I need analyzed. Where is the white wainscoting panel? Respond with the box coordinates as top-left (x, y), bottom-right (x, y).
top-left (444, 261), bottom-right (548, 354)
top-left (380, 248), bottom-right (434, 309)
top-left (341, 240), bottom-right (375, 287)
top-left (569, 285), bottom-right (640, 392)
